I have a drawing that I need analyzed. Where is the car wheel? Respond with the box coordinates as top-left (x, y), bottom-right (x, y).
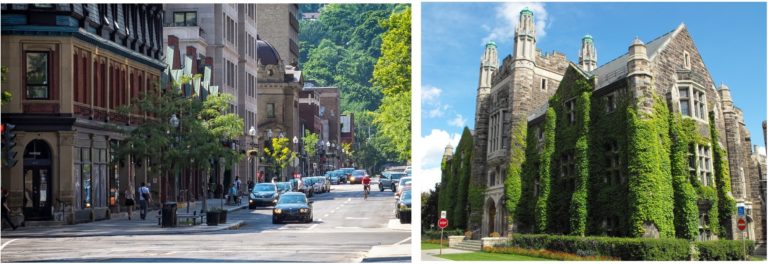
top-left (379, 186), bottom-right (384, 192)
top-left (272, 218), bottom-right (280, 224)
top-left (392, 185), bottom-right (397, 192)
top-left (400, 216), bottom-right (407, 224)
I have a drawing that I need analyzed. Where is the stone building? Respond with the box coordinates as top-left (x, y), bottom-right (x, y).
top-left (471, 8), bottom-right (764, 248)
top-left (256, 4), bottom-right (300, 67)
top-left (256, 38), bottom-right (303, 181)
top-left (1, 4), bottom-right (164, 224)
top-left (163, 3), bottom-right (261, 188)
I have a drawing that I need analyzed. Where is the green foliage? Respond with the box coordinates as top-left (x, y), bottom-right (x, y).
top-left (568, 90), bottom-right (591, 236)
top-left (668, 113), bottom-right (700, 240)
top-left (467, 183), bottom-right (486, 228)
top-left (451, 127), bottom-right (473, 229)
top-left (695, 240), bottom-right (754, 260)
top-left (503, 233), bottom-right (691, 260)
top-left (422, 229), bottom-right (466, 240)
top-left (504, 120), bottom-right (526, 227)
top-left (625, 95), bottom-right (675, 238)
top-left (373, 7), bottom-right (411, 162)
top-left (535, 108), bottom-right (556, 233)
top-left (709, 112), bottom-right (735, 238)
top-left (264, 137), bottom-right (297, 178)
top-left (302, 130), bottom-right (319, 157)
top-left (422, 183), bottom-right (440, 231)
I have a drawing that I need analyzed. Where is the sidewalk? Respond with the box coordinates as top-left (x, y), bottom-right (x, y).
top-left (1, 198), bottom-right (247, 238)
top-left (361, 244), bottom-right (412, 262)
top-left (421, 248), bottom-right (474, 261)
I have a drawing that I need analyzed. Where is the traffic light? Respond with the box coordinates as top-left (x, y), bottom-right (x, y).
top-left (2, 123), bottom-right (18, 167)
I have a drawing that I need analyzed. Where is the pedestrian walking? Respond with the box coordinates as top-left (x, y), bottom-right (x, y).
top-left (124, 188), bottom-right (135, 220)
top-left (234, 176), bottom-right (242, 202)
top-left (138, 182), bottom-right (151, 220)
top-left (229, 184), bottom-right (239, 205)
top-left (2, 189), bottom-right (17, 230)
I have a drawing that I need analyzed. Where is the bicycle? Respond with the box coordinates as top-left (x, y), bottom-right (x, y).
top-left (363, 184), bottom-right (370, 200)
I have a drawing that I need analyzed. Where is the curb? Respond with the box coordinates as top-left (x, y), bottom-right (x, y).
top-left (0, 220), bottom-right (246, 238)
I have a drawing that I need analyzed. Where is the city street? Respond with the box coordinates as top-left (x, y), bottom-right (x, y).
top-left (0, 184), bottom-right (411, 262)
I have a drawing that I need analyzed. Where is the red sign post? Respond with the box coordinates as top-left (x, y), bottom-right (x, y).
top-left (438, 218), bottom-right (448, 229)
top-left (737, 218), bottom-right (747, 231)
top-left (438, 217), bottom-right (448, 255)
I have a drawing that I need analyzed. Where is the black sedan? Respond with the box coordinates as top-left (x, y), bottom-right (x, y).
top-left (272, 192), bottom-right (314, 224)
top-left (249, 183), bottom-right (279, 209)
top-left (396, 188), bottom-right (411, 224)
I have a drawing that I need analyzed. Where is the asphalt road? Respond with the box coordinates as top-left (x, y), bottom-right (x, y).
top-left (0, 184), bottom-right (412, 262)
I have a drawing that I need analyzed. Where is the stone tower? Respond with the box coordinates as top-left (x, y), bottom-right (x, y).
top-left (469, 42), bottom-right (498, 231)
top-left (579, 35), bottom-right (597, 72)
top-left (443, 144), bottom-right (454, 164)
top-left (627, 38), bottom-right (654, 114)
top-left (513, 7), bottom-right (536, 62)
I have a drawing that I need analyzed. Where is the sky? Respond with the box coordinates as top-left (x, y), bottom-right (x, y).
top-left (419, 2), bottom-right (767, 192)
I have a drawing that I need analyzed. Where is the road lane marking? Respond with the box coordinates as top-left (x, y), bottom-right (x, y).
top-left (347, 198), bottom-right (351, 202)
top-left (335, 226), bottom-right (362, 229)
top-left (345, 217), bottom-right (369, 220)
top-left (330, 211), bottom-right (335, 214)
top-left (308, 224), bottom-right (318, 230)
top-left (323, 214), bottom-right (329, 217)
top-left (1, 239), bottom-right (17, 251)
top-left (394, 237), bottom-right (411, 245)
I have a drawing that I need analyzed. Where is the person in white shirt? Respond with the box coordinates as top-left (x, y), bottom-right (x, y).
top-left (138, 182), bottom-right (151, 220)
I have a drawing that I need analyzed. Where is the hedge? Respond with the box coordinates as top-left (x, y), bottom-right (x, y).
top-left (502, 234), bottom-right (690, 260)
top-left (696, 240), bottom-right (755, 260)
top-left (422, 229), bottom-right (464, 240)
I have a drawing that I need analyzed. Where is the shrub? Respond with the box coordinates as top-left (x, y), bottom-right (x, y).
top-left (696, 240), bottom-right (754, 260)
top-left (504, 234), bottom-right (690, 260)
top-left (490, 232), bottom-right (500, 237)
top-left (484, 246), bottom-right (619, 261)
top-left (422, 229), bottom-right (464, 240)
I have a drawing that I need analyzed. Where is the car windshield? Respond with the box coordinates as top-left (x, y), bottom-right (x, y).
top-left (402, 191), bottom-right (412, 200)
top-left (278, 195), bottom-right (306, 204)
top-left (253, 184), bottom-right (274, 192)
top-left (278, 183), bottom-right (290, 191)
top-left (352, 170), bottom-right (366, 176)
top-left (391, 174), bottom-right (404, 180)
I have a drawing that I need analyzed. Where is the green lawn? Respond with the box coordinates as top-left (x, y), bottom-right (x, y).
top-left (435, 252), bottom-right (552, 261)
top-left (421, 242), bottom-right (447, 250)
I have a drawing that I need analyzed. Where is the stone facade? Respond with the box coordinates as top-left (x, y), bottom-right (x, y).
top-left (256, 4), bottom-right (300, 67)
top-left (471, 8), bottom-right (764, 247)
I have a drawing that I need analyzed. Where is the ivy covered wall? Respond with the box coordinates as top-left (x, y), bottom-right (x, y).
top-left (437, 127), bottom-right (474, 230)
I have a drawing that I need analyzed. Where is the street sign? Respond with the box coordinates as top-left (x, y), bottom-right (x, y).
top-left (737, 217), bottom-right (747, 231)
top-left (737, 202), bottom-right (745, 216)
top-left (438, 218), bottom-right (448, 229)
top-left (440, 210), bottom-right (446, 219)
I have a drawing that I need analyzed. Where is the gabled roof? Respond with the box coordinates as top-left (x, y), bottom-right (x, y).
top-left (593, 23), bottom-right (685, 90)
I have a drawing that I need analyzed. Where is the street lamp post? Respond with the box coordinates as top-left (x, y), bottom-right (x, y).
top-left (248, 126), bottom-right (259, 190)
top-left (325, 141), bottom-right (331, 174)
top-left (170, 114), bottom-right (180, 205)
top-left (292, 136), bottom-right (299, 178)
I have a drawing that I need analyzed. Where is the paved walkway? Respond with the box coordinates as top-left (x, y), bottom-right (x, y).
top-left (1, 199), bottom-right (246, 238)
top-left (421, 248), bottom-right (474, 261)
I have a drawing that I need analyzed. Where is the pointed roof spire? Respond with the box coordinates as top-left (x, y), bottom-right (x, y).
top-left (520, 6), bottom-right (533, 16)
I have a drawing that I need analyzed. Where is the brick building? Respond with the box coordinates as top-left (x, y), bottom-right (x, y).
top-left (1, 4), bottom-right (164, 224)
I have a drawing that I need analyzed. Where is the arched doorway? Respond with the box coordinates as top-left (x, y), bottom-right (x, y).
top-left (23, 139), bottom-right (53, 220)
top-left (487, 198), bottom-right (496, 236)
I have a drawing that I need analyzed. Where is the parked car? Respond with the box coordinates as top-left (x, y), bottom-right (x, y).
top-left (319, 176), bottom-right (331, 192)
top-left (249, 183), bottom-right (280, 208)
top-left (379, 171), bottom-right (405, 192)
top-left (395, 177), bottom-right (412, 198)
top-left (396, 188), bottom-right (412, 224)
top-left (328, 173), bottom-right (340, 185)
top-left (272, 192), bottom-right (313, 224)
top-left (349, 169), bottom-right (368, 184)
top-left (289, 178), bottom-right (304, 193)
top-left (302, 179), bottom-right (315, 198)
top-left (311, 177), bottom-right (324, 193)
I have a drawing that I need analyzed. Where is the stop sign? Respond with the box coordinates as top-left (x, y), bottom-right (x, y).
top-left (438, 218), bottom-right (448, 229)
top-left (737, 218), bottom-right (747, 231)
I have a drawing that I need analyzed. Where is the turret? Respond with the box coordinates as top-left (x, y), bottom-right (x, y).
top-left (479, 41), bottom-right (499, 89)
top-left (513, 7), bottom-right (536, 62)
top-left (579, 34), bottom-right (597, 72)
top-left (627, 37), bottom-right (654, 114)
top-left (442, 144), bottom-right (454, 162)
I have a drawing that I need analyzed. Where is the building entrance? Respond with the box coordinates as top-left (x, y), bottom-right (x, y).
top-left (23, 140), bottom-right (53, 220)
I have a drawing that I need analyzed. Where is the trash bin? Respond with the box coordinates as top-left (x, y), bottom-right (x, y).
top-left (206, 211), bottom-right (219, 226)
top-left (219, 209), bottom-right (227, 224)
top-left (161, 202), bottom-right (177, 227)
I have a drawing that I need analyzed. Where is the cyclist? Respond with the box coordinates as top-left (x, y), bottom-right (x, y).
top-left (362, 174), bottom-right (372, 199)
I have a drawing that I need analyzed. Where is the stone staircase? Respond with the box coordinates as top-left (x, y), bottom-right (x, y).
top-left (450, 239), bottom-right (482, 251)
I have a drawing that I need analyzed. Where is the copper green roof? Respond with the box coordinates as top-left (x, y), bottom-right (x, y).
top-left (520, 7), bottom-right (533, 16)
top-left (583, 34), bottom-right (593, 42)
top-left (486, 41), bottom-right (496, 48)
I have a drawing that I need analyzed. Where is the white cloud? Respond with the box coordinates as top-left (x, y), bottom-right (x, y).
top-left (416, 129), bottom-right (462, 191)
top-left (422, 85), bottom-right (443, 103)
top-left (449, 114), bottom-right (466, 128)
top-left (428, 105), bottom-right (449, 118)
top-left (482, 3), bottom-right (549, 45)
